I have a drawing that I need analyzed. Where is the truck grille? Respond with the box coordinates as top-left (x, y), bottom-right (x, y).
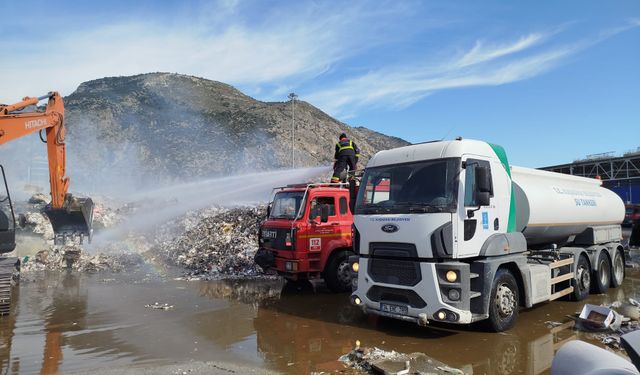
top-left (366, 286), bottom-right (427, 308)
top-left (261, 227), bottom-right (293, 251)
top-left (368, 243), bottom-right (421, 286)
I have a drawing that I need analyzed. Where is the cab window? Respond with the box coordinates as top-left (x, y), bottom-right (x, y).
top-left (339, 197), bottom-right (348, 215)
top-left (309, 197), bottom-right (336, 219)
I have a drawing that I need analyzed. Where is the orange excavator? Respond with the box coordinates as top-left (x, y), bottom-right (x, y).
top-left (0, 91), bottom-right (94, 315)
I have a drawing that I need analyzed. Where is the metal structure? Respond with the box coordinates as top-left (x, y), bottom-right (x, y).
top-left (542, 149), bottom-right (640, 204)
top-left (288, 93), bottom-right (298, 169)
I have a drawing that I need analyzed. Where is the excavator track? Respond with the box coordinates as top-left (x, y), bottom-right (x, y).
top-left (0, 257), bottom-right (19, 316)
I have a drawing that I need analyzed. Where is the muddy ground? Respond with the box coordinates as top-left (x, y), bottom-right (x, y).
top-left (2, 198), bottom-right (640, 374)
top-left (1, 264), bottom-right (640, 375)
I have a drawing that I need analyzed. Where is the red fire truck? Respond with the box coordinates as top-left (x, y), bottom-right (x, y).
top-left (255, 182), bottom-right (356, 292)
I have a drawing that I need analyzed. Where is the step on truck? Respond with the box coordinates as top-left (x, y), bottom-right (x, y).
top-left (255, 182), bottom-right (358, 292)
top-left (349, 138), bottom-right (626, 331)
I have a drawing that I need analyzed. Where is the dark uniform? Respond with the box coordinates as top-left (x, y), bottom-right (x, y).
top-left (331, 134), bottom-right (360, 183)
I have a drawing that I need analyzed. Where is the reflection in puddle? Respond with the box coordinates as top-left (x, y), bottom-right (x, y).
top-left (1, 269), bottom-right (639, 374)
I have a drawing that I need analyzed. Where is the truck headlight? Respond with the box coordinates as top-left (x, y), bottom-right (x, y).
top-left (445, 270), bottom-right (458, 283)
top-left (285, 261), bottom-right (298, 271)
top-left (352, 261), bottom-right (359, 272)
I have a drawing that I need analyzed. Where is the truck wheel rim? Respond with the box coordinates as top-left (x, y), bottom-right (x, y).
top-left (577, 265), bottom-right (590, 291)
top-left (599, 260), bottom-right (609, 286)
top-left (496, 284), bottom-right (516, 318)
top-left (337, 260), bottom-right (351, 286)
top-left (614, 255), bottom-right (624, 283)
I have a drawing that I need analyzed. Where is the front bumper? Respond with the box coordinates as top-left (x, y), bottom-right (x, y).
top-left (350, 258), bottom-right (474, 325)
top-left (255, 248), bottom-right (314, 279)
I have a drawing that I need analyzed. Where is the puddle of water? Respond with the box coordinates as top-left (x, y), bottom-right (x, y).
top-left (1, 268), bottom-right (639, 374)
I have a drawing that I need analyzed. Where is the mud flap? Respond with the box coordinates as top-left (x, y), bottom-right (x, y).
top-left (44, 195), bottom-right (94, 244)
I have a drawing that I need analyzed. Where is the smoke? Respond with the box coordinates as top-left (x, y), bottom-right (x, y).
top-left (0, 133), bottom-right (50, 201)
top-left (89, 165), bottom-right (330, 248)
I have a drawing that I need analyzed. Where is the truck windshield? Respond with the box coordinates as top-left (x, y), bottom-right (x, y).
top-left (269, 191), bottom-right (306, 219)
top-left (355, 158), bottom-right (460, 214)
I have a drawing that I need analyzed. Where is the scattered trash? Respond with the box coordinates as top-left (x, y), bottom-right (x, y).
top-left (612, 300), bottom-right (640, 321)
top-left (340, 346), bottom-right (467, 374)
top-left (145, 302), bottom-right (175, 310)
top-left (545, 321), bottom-right (564, 328)
top-left (570, 304), bottom-right (623, 331)
top-left (601, 335), bottom-right (621, 349)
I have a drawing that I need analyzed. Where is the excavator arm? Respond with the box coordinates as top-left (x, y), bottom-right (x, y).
top-left (0, 92), bottom-right (93, 244)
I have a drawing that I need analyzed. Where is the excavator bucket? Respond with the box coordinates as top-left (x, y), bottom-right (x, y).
top-left (44, 195), bottom-right (94, 245)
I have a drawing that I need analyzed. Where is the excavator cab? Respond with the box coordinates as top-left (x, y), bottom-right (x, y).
top-left (44, 195), bottom-right (94, 245)
top-left (0, 166), bottom-right (16, 254)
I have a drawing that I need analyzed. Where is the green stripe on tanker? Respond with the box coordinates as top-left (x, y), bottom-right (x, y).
top-left (488, 143), bottom-right (517, 233)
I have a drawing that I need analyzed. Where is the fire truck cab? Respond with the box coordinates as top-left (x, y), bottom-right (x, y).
top-left (255, 183), bottom-right (355, 292)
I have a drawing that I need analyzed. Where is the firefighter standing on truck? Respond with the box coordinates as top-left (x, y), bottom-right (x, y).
top-left (331, 133), bottom-right (360, 183)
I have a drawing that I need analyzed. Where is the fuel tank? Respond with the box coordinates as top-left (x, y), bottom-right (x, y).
top-left (511, 166), bottom-right (624, 246)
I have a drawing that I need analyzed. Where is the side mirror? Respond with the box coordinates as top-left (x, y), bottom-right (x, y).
top-left (475, 166), bottom-right (491, 194)
top-left (320, 204), bottom-right (329, 223)
top-left (473, 165), bottom-right (491, 207)
top-left (266, 204), bottom-right (271, 218)
top-left (475, 191), bottom-right (491, 206)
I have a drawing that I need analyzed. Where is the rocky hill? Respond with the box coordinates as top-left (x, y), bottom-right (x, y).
top-left (62, 73), bottom-right (408, 187)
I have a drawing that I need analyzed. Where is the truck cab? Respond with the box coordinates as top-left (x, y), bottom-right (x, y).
top-left (255, 183), bottom-right (355, 292)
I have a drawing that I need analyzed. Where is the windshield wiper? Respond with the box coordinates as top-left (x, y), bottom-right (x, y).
top-left (395, 202), bottom-right (448, 213)
top-left (357, 206), bottom-right (392, 214)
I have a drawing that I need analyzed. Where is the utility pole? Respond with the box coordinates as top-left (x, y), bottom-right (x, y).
top-left (288, 93), bottom-right (298, 169)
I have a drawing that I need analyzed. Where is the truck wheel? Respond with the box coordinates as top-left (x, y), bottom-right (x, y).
top-left (592, 252), bottom-right (611, 294)
top-left (487, 269), bottom-right (519, 332)
top-left (324, 250), bottom-right (353, 293)
top-left (611, 249), bottom-right (625, 288)
top-left (571, 255), bottom-right (590, 301)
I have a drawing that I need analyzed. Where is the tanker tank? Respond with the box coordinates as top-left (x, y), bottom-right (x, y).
top-left (511, 166), bottom-right (624, 246)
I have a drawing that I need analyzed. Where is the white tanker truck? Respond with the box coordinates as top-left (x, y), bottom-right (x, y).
top-left (349, 138), bottom-right (625, 331)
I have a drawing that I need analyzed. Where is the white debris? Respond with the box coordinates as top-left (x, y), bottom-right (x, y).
top-left (145, 302), bottom-right (175, 310)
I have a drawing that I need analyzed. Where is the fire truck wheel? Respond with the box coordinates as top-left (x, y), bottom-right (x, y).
top-left (592, 252), bottom-right (611, 294)
top-left (487, 268), bottom-right (519, 332)
top-left (325, 250), bottom-right (354, 293)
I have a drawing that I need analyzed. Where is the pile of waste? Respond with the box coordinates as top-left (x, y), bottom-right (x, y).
top-left (21, 244), bottom-right (144, 273)
top-left (153, 205), bottom-right (267, 278)
top-left (15, 193), bottom-right (271, 278)
top-left (17, 194), bottom-right (125, 240)
top-left (339, 345), bottom-right (466, 374)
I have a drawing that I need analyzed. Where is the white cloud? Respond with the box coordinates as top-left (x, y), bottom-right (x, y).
top-left (306, 23), bottom-right (640, 117)
top-left (456, 33), bottom-right (547, 68)
top-left (0, 2), bottom-right (401, 100)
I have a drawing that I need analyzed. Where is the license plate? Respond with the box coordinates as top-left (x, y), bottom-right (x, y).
top-left (262, 230), bottom-right (277, 239)
top-left (380, 302), bottom-right (408, 315)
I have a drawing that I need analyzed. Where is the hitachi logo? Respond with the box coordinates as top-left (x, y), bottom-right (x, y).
top-left (25, 119), bottom-right (48, 129)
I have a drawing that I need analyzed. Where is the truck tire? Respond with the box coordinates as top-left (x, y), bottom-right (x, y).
top-left (324, 250), bottom-right (354, 293)
top-left (571, 255), bottom-right (591, 301)
top-left (611, 249), bottom-right (625, 288)
top-left (592, 252), bottom-right (611, 294)
top-left (487, 268), bottom-right (519, 332)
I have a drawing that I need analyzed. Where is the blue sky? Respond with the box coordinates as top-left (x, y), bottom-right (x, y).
top-left (1, 0), bottom-right (638, 167)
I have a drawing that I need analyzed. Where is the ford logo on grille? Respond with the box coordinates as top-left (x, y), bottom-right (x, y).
top-left (381, 224), bottom-right (399, 233)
